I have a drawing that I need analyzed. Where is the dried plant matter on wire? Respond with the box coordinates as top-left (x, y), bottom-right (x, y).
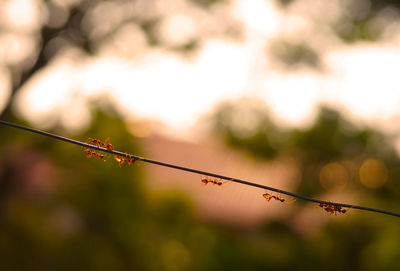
top-left (1, 119), bottom-right (399, 218)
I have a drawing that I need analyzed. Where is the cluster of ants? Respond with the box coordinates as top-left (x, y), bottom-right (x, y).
top-left (88, 138), bottom-right (114, 151)
top-left (83, 138), bottom-right (140, 167)
top-left (317, 203), bottom-right (347, 215)
top-left (262, 192), bottom-right (296, 204)
top-left (82, 138), bottom-right (113, 161)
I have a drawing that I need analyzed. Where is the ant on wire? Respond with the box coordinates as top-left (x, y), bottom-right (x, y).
top-left (114, 154), bottom-right (141, 167)
top-left (87, 137), bottom-right (114, 151)
top-left (262, 192), bottom-right (296, 204)
top-left (200, 176), bottom-right (231, 186)
top-left (317, 203), bottom-right (347, 215)
top-left (83, 148), bottom-right (107, 161)
top-left (114, 155), bottom-right (125, 167)
top-left (84, 137), bottom-right (115, 162)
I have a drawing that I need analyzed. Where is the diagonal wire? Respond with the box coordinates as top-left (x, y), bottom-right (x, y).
top-left (1, 119), bottom-right (400, 218)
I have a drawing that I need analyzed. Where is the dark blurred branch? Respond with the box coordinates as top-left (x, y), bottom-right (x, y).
top-left (1, 119), bottom-right (400, 218)
top-left (0, 4), bottom-right (89, 121)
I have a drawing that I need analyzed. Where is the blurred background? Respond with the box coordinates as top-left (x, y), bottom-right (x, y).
top-left (1, 0), bottom-right (400, 270)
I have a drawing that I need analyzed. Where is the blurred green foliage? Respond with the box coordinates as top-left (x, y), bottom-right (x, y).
top-left (212, 101), bottom-right (282, 158)
top-left (272, 0), bottom-right (400, 69)
top-left (332, 18), bottom-right (381, 43)
top-left (268, 40), bottom-right (321, 70)
top-left (190, 0), bottom-right (227, 8)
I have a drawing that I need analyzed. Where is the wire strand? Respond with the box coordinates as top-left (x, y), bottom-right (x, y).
top-left (1, 119), bottom-right (399, 218)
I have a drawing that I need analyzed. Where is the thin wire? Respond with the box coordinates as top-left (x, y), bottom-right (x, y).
top-left (1, 119), bottom-right (400, 218)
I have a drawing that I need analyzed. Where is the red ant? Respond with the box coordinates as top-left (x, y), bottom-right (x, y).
top-left (114, 155), bottom-right (125, 167)
top-left (262, 192), bottom-right (296, 204)
top-left (200, 176), bottom-right (230, 186)
top-left (83, 148), bottom-right (106, 161)
top-left (263, 192), bottom-right (284, 202)
top-left (317, 203), bottom-right (347, 215)
top-left (88, 137), bottom-right (114, 151)
top-left (201, 177), bottom-right (210, 185)
top-left (125, 154), bottom-right (141, 166)
top-left (103, 138), bottom-right (114, 151)
top-left (332, 204), bottom-right (347, 214)
top-left (114, 154), bottom-right (141, 167)
top-left (87, 138), bottom-right (101, 146)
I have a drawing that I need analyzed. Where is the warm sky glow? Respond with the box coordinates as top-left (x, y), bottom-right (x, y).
top-left (260, 71), bottom-right (321, 126)
top-left (3, 0), bottom-right (43, 31)
top-left (10, 0), bottom-right (400, 136)
top-left (325, 46), bottom-right (400, 118)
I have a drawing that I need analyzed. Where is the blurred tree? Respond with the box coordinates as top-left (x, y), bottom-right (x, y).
top-left (0, 0), bottom-right (241, 122)
top-left (267, 39), bottom-right (321, 71)
top-left (211, 99), bottom-right (283, 159)
top-left (271, 0), bottom-right (400, 70)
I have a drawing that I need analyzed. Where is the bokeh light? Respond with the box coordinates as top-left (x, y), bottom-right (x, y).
top-left (319, 162), bottom-right (349, 191)
top-left (2, 0), bottom-right (44, 31)
top-left (359, 158), bottom-right (388, 189)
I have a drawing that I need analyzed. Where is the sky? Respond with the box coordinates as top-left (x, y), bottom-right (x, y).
top-left (2, 0), bottom-right (400, 137)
